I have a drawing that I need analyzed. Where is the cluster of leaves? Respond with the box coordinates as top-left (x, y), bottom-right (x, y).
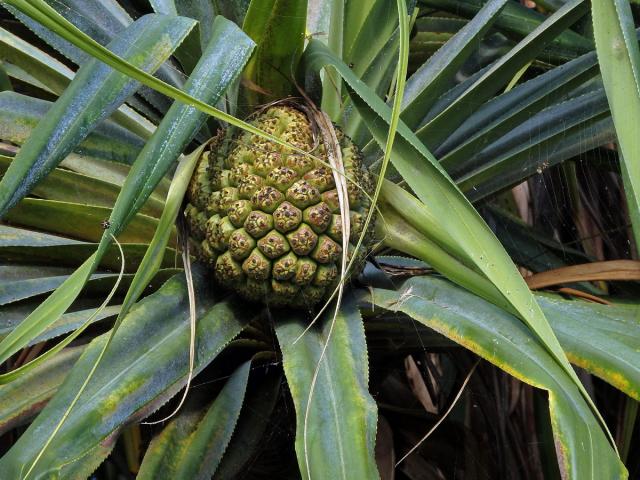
top-left (0, 0), bottom-right (638, 478)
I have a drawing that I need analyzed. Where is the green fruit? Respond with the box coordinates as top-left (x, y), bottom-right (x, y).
top-left (185, 105), bottom-right (375, 308)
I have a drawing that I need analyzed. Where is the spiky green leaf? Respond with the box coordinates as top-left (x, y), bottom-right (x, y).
top-left (138, 361), bottom-right (251, 479)
top-left (593, 0), bottom-right (640, 246)
top-left (0, 14), bottom-right (195, 217)
top-left (368, 276), bottom-right (628, 478)
top-left (301, 37), bottom-right (614, 445)
top-left (0, 271), bottom-right (252, 478)
top-left (276, 298), bottom-right (379, 479)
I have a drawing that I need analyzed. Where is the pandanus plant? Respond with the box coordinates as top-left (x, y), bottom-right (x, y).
top-left (0, 0), bottom-right (638, 478)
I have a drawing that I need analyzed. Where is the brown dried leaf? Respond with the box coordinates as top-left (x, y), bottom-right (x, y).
top-left (525, 260), bottom-right (640, 289)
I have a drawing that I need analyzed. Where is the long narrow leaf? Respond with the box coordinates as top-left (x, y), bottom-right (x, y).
top-left (4, 198), bottom-right (170, 245)
top-left (0, 16), bottom-right (254, 373)
top-left (461, 114), bottom-right (614, 202)
top-left (343, 0), bottom-right (376, 58)
top-left (276, 297), bottom-right (378, 479)
top-left (0, 25), bottom-right (74, 94)
top-left (416, 0), bottom-right (590, 148)
top-left (401, 0), bottom-right (507, 128)
top-left (344, 0), bottom-right (400, 79)
top-left (343, 28), bottom-right (400, 146)
top-left (0, 14), bottom-right (195, 217)
top-left (301, 38), bottom-right (615, 445)
top-left (212, 370), bottom-right (282, 479)
top-left (437, 48), bottom-right (601, 171)
top-left (539, 294), bottom-right (640, 400)
top-left (115, 144), bottom-right (204, 324)
top-left (456, 87), bottom-right (610, 198)
top-left (1, 0), bottom-right (326, 166)
top-left (0, 155), bottom-right (163, 218)
top-left (422, 0), bottom-right (592, 53)
top-left (0, 26), bottom-right (155, 138)
top-left (592, 0), bottom-right (640, 245)
top-left (6, 0), bottom-right (128, 65)
top-left (0, 255), bottom-right (94, 365)
top-left (0, 271), bottom-right (252, 478)
top-left (6, 0), bottom-right (186, 113)
top-left (0, 267), bottom-right (115, 306)
top-left (342, 0), bottom-right (405, 143)
top-left (26, 305), bottom-right (120, 346)
top-left (0, 346), bottom-right (84, 435)
top-left (0, 232), bottom-right (176, 273)
top-left (98, 16), bottom-right (254, 244)
top-left (320, 0), bottom-right (344, 119)
top-left (368, 276), bottom-right (627, 479)
top-left (0, 92), bottom-right (144, 164)
top-left (138, 361), bottom-right (251, 479)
